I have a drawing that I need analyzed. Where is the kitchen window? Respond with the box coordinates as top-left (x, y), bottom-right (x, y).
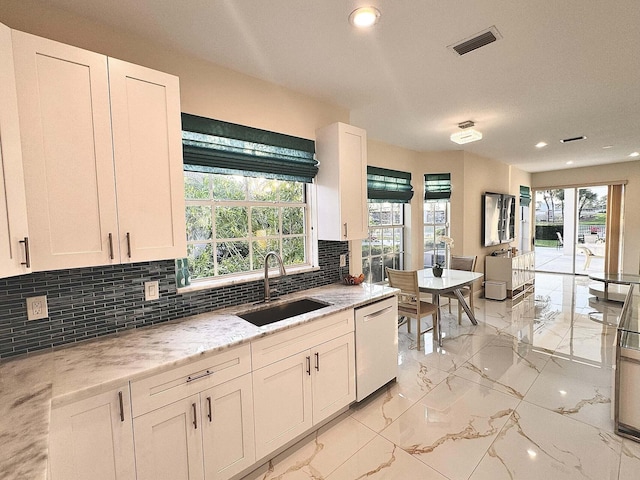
top-left (181, 114), bottom-right (317, 285)
top-left (424, 173), bottom-right (451, 268)
top-left (362, 167), bottom-right (413, 283)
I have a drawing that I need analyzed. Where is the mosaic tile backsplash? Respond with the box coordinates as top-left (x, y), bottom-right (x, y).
top-left (0, 240), bottom-right (348, 359)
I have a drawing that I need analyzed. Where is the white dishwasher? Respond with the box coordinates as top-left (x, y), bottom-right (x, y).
top-left (355, 295), bottom-right (398, 401)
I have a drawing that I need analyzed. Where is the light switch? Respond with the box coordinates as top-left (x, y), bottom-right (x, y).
top-left (145, 281), bottom-right (160, 301)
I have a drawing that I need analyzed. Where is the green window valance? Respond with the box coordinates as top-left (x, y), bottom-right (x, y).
top-left (424, 173), bottom-right (451, 200)
top-left (520, 185), bottom-right (531, 206)
top-left (181, 113), bottom-right (318, 183)
top-left (367, 166), bottom-right (414, 203)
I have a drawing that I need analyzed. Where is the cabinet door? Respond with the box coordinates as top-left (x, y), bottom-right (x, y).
top-left (134, 395), bottom-right (204, 480)
top-left (311, 333), bottom-right (356, 424)
top-left (0, 23), bottom-right (30, 278)
top-left (252, 351), bottom-right (313, 459)
top-left (316, 122), bottom-right (368, 241)
top-left (108, 58), bottom-right (186, 263)
top-left (337, 124), bottom-right (368, 240)
top-left (201, 374), bottom-right (255, 480)
top-left (12, 30), bottom-right (119, 270)
top-left (49, 387), bottom-right (135, 480)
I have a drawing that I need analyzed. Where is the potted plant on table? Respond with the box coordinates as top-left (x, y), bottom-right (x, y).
top-left (433, 236), bottom-right (454, 277)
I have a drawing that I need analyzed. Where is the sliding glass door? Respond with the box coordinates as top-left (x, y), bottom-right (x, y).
top-left (534, 185), bottom-right (611, 275)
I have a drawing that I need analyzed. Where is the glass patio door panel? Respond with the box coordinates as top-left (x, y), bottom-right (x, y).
top-left (534, 186), bottom-right (608, 275)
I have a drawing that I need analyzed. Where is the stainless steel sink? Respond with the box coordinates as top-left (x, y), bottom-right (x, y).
top-left (238, 298), bottom-right (330, 327)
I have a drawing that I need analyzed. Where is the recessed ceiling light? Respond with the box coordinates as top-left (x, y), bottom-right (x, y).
top-left (630, 152), bottom-right (639, 157)
top-left (535, 142), bottom-right (547, 148)
top-left (349, 7), bottom-right (381, 28)
top-left (602, 145), bottom-right (613, 149)
top-left (566, 161), bottom-right (574, 165)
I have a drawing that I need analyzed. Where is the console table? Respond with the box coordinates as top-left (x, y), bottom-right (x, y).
top-left (485, 251), bottom-right (535, 300)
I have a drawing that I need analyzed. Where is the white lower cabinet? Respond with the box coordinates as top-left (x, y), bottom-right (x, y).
top-left (133, 394), bottom-right (205, 480)
top-left (485, 251), bottom-right (535, 299)
top-left (48, 308), bottom-right (360, 480)
top-left (48, 386), bottom-right (135, 480)
top-left (134, 373), bottom-right (255, 480)
top-left (252, 332), bottom-right (355, 460)
top-left (311, 334), bottom-right (356, 424)
top-left (201, 374), bottom-right (256, 480)
top-left (252, 351), bottom-right (313, 459)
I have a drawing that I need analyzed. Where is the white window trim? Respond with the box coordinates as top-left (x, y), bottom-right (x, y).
top-left (423, 199), bottom-right (450, 268)
top-left (364, 201), bottom-right (406, 284)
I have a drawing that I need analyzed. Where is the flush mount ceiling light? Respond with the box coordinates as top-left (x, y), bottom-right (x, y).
top-left (535, 142), bottom-right (548, 148)
top-left (349, 6), bottom-right (381, 28)
top-left (630, 152), bottom-right (640, 157)
top-left (450, 120), bottom-right (483, 145)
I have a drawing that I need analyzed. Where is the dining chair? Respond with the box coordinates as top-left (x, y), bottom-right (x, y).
top-left (385, 267), bottom-right (438, 350)
top-left (441, 255), bottom-right (477, 324)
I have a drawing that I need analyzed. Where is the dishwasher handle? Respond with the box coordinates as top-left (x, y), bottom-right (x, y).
top-left (362, 305), bottom-right (393, 321)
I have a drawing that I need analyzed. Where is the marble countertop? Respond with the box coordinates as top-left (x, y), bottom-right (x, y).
top-left (0, 282), bottom-right (396, 480)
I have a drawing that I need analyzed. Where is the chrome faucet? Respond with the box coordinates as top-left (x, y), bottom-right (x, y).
top-left (264, 251), bottom-right (286, 302)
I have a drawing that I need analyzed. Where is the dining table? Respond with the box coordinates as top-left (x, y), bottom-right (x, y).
top-left (416, 268), bottom-right (484, 346)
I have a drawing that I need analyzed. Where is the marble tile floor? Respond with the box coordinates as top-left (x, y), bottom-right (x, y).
top-left (243, 273), bottom-right (639, 480)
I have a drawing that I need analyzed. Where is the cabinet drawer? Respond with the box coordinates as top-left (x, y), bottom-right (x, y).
top-left (251, 309), bottom-right (354, 370)
top-left (131, 343), bottom-right (251, 417)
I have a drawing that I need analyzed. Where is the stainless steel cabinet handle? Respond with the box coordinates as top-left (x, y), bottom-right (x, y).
top-left (126, 232), bottom-right (132, 258)
top-left (118, 391), bottom-right (125, 422)
top-left (343, 223), bottom-right (348, 239)
top-left (108, 233), bottom-right (114, 260)
top-left (192, 403), bottom-right (198, 429)
top-left (19, 237), bottom-right (30, 268)
top-left (186, 370), bottom-right (213, 383)
top-left (315, 352), bottom-right (319, 371)
top-left (306, 356), bottom-right (311, 375)
top-left (206, 396), bottom-right (212, 422)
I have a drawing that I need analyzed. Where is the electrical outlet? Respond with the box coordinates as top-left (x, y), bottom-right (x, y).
top-left (26, 295), bottom-right (48, 320)
top-left (339, 253), bottom-right (347, 267)
top-left (145, 281), bottom-right (160, 301)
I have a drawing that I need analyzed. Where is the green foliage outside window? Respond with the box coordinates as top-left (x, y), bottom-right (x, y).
top-left (184, 171), bottom-right (308, 280)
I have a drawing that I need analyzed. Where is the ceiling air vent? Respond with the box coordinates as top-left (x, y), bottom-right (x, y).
top-left (449, 26), bottom-right (502, 56)
top-left (560, 136), bottom-right (587, 143)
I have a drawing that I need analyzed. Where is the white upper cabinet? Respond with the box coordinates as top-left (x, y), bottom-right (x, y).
top-left (12, 30), bottom-right (118, 271)
top-left (11, 30), bottom-right (186, 271)
top-left (108, 58), bottom-right (186, 263)
top-left (0, 23), bottom-right (30, 278)
top-left (315, 122), bottom-right (368, 241)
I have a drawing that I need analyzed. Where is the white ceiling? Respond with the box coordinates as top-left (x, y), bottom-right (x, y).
top-left (42, 0), bottom-right (640, 172)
